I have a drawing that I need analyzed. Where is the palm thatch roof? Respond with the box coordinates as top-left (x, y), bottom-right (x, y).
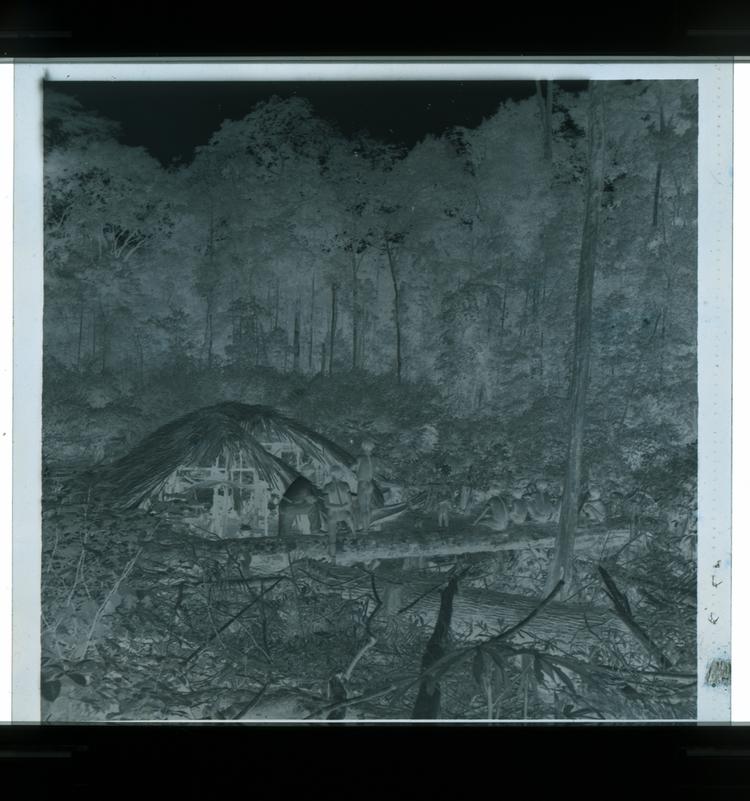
top-left (82, 403), bottom-right (301, 510)
top-left (237, 403), bottom-right (355, 469)
top-left (73, 402), bottom-right (384, 510)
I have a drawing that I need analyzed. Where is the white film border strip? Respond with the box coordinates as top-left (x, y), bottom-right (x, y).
top-left (697, 62), bottom-right (733, 722)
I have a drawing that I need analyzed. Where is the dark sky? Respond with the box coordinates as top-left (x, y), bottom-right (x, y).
top-left (47, 80), bottom-right (587, 167)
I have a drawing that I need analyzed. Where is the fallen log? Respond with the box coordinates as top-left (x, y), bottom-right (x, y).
top-left (300, 563), bottom-right (631, 648)
top-left (142, 517), bottom-right (638, 577)
top-left (392, 577), bottom-right (627, 646)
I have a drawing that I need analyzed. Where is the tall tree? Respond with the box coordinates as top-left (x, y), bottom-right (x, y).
top-left (652, 83), bottom-right (665, 228)
top-left (194, 206), bottom-right (225, 369)
top-left (383, 234), bottom-right (404, 383)
top-left (535, 80), bottom-right (553, 160)
top-left (544, 81), bottom-right (606, 595)
top-left (328, 281), bottom-right (338, 376)
top-left (293, 300), bottom-right (301, 372)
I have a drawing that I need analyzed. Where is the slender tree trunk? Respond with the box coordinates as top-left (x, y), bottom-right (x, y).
top-left (329, 283), bottom-right (338, 376)
top-left (99, 314), bottom-right (109, 375)
top-left (205, 208), bottom-right (216, 370)
top-left (256, 320), bottom-right (269, 366)
top-left (652, 164), bottom-right (662, 227)
top-left (546, 80), bottom-right (553, 157)
top-left (384, 239), bottom-right (403, 383)
top-left (351, 252), bottom-right (359, 370)
top-left (308, 273), bottom-right (315, 372)
top-left (519, 287), bottom-right (530, 340)
top-left (274, 278), bottom-right (280, 330)
top-left (133, 330), bottom-right (144, 387)
top-left (544, 81), bottom-right (606, 596)
top-left (535, 80), bottom-right (553, 160)
top-left (203, 295), bottom-right (214, 370)
top-left (293, 302), bottom-right (301, 372)
top-left (652, 93), bottom-right (665, 228)
top-left (76, 298), bottom-right (84, 371)
top-left (539, 330), bottom-right (545, 378)
top-left (320, 341), bottom-right (327, 376)
top-left (360, 307), bottom-right (367, 369)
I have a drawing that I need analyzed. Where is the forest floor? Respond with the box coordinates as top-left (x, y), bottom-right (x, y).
top-left (39, 365), bottom-right (698, 721)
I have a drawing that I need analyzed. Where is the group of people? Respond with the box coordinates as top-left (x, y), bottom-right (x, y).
top-left (453, 479), bottom-right (608, 532)
top-left (275, 438), bottom-right (379, 556)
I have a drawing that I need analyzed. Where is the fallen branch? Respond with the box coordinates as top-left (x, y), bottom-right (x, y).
top-left (488, 579), bottom-right (565, 643)
top-left (598, 566), bottom-right (673, 668)
top-left (412, 576), bottom-right (459, 720)
top-left (76, 547), bottom-right (142, 660)
top-left (183, 577), bottom-right (285, 665)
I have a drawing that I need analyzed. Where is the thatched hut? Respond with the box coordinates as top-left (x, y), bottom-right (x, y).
top-left (77, 402), bottom-right (389, 537)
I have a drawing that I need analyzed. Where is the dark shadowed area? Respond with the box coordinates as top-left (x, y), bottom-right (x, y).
top-left (48, 80), bottom-right (589, 165)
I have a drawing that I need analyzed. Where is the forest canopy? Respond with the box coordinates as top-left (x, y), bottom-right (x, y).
top-left (43, 80), bottom-right (697, 494)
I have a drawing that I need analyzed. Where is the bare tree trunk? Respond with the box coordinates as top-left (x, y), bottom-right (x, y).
top-left (207, 309), bottom-right (213, 369)
top-left (544, 81), bottom-right (606, 596)
top-left (274, 278), bottom-right (280, 330)
top-left (539, 330), bottom-right (545, 378)
top-left (329, 283), bottom-right (338, 376)
top-left (308, 273), bottom-right (315, 372)
top-left (98, 302), bottom-right (109, 375)
top-left (237, 305), bottom-right (245, 355)
top-left (100, 323), bottom-right (108, 374)
top-left (320, 341), bottom-right (327, 376)
top-left (205, 209), bottom-right (216, 369)
top-left (133, 330), bottom-right (145, 387)
top-left (535, 80), bottom-right (553, 160)
top-left (351, 251), bottom-right (359, 370)
top-left (203, 296), bottom-right (214, 370)
top-left (293, 302), bottom-right (301, 372)
top-left (360, 307), bottom-right (367, 369)
top-left (652, 94), bottom-right (665, 228)
top-left (546, 80), bottom-right (553, 157)
top-left (384, 239), bottom-right (403, 383)
top-left (256, 319), bottom-right (269, 367)
top-left (76, 298), bottom-right (84, 371)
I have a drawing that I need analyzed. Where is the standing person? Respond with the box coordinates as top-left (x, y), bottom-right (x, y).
top-left (437, 491), bottom-right (452, 529)
top-left (459, 464), bottom-right (475, 513)
top-left (323, 464), bottom-right (356, 558)
top-left (356, 438), bottom-right (376, 532)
